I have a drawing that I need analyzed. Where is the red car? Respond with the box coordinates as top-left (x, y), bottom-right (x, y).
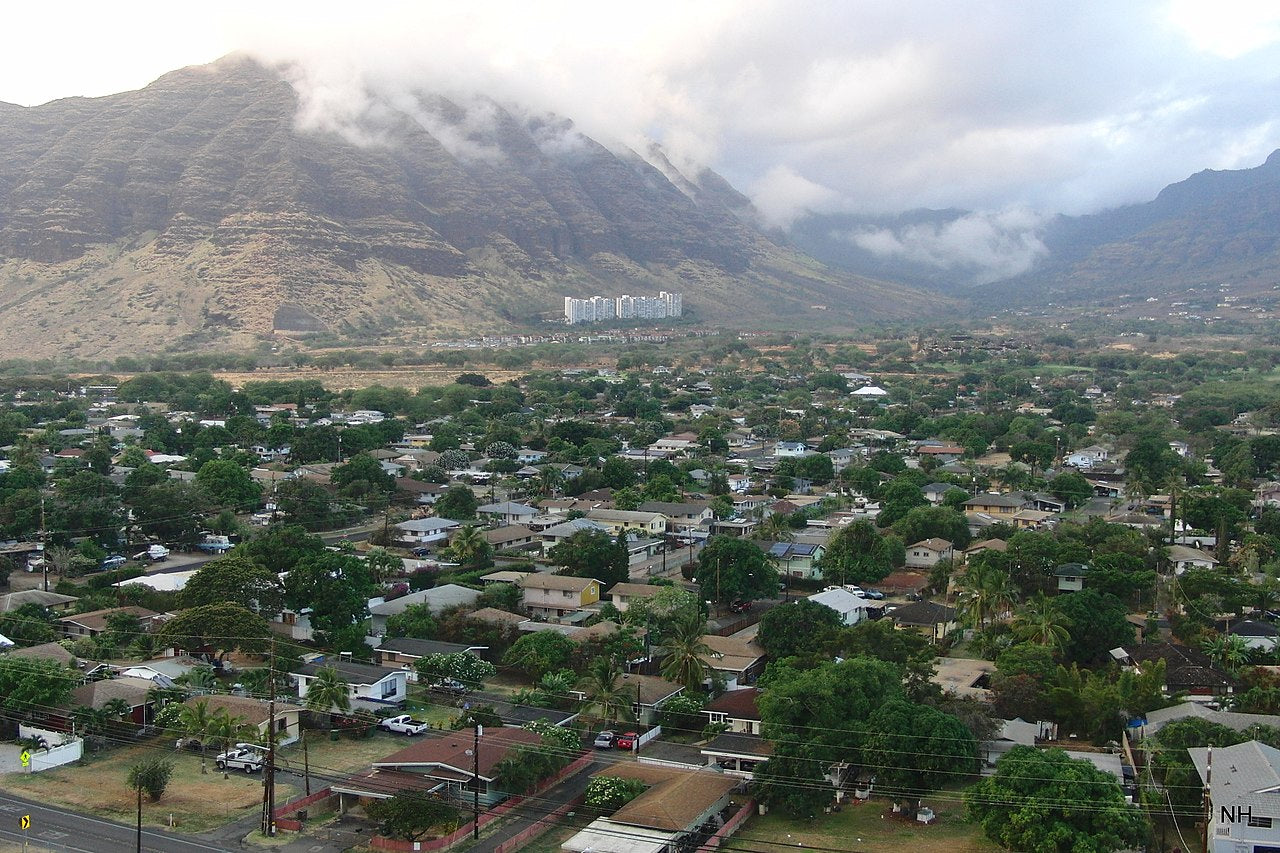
top-left (728, 600), bottom-right (751, 613)
top-left (614, 732), bottom-right (638, 750)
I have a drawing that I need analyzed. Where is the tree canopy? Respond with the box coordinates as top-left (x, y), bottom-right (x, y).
top-left (696, 535), bottom-right (779, 608)
top-left (181, 554), bottom-right (284, 615)
top-left (757, 599), bottom-right (844, 661)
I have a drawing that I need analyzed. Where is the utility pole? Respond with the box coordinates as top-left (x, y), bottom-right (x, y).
top-left (39, 494), bottom-right (48, 593)
top-left (472, 724), bottom-right (482, 840)
top-left (261, 636), bottom-right (277, 838)
top-left (136, 779), bottom-right (142, 853)
top-left (1201, 744), bottom-right (1212, 853)
top-left (302, 731), bottom-right (311, 797)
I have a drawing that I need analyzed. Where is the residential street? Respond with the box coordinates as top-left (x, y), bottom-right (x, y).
top-left (460, 757), bottom-right (601, 853)
top-left (0, 790), bottom-right (348, 853)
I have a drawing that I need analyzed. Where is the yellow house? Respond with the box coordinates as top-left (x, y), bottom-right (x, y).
top-left (584, 509), bottom-right (669, 537)
top-left (962, 493), bottom-right (1028, 516)
top-left (519, 574), bottom-right (603, 621)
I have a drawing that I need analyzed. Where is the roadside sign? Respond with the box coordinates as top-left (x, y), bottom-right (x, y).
top-left (18, 751), bottom-right (29, 768)
top-left (19, 814), bottom-right (29, 830)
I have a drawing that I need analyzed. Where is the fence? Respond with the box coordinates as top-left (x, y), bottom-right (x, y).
top-left (273, 787), bottom-right (337, 831)
top-left (697, 799), bottom-right (756, 850)
top-left (30, 740), bottom-right (83, 772)
top-left (492, 794), bottom-right (585, 853)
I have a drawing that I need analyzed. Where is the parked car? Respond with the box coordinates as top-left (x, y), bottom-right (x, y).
top-left (429, 678), bottom-right (469, 695)
top-left (614, 732), bottom-right (638, 750)
top-left (100, 554), bottom-right (127, 571)
top-left (411, 546), bottom-right (433, 557)
top-left (728, 600), bottom-right (751, 613)
top-left (133, 544), bottom-right (169, 562)
top-left (378, 714), bottom-right (430, 736)
top-left (906, 592), bottom-right (924, 601)
top-left (215, 744), bottom-right (264, 773)
top-left (593, 731), bottom-right (615, 749)
top-left (862, 588), bottom-right (885, 600)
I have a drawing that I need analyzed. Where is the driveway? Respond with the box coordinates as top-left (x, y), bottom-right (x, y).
top-left (0, 746), bottom-right (27, 775)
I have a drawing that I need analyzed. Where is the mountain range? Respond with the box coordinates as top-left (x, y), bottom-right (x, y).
top-left (0, 56), bottom-right (932, 359)
top-left (1, 55), bottom-right (1277, 360)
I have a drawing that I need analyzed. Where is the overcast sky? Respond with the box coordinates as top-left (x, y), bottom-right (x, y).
top-left (3, 1), bottom-right (1278, 235)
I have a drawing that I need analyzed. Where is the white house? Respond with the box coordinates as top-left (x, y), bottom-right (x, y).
top-left (476, 501), bottom-right (538, 527)
top-left (905, 538), bottom-right (954, 569)
top-left (393, 517), bottom-right (461, 548)
top-left (1191, 741), bottom-right (1280, 853)
top-left (774, 441), bottom-right (810, 458)
top-left (1065, 445), bottom-right (1109, 468)
top-left (807, 587), bottom-right (878, 626)
top-left (294, 658), bottom-right (408, 709)
top-left (1167, 544), bottom-right (1219, 575)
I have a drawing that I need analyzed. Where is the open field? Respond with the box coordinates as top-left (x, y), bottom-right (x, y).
top-left (0, 742), bottom-right (269, 833)
top-left (723, 795), bottom-right (999, 853)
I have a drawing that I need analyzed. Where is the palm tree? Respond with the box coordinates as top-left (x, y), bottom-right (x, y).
top-left (538, 670), bottom-right (576, 709)
top-left (1204, 634), bottom-right (1252, 675)
top-left (657, 614), bottom-right (712, 691)
top-left (71, 705), bottom-right (112, 751)
top-left (758, 514), bottom-right (795, 544)
top-left (577, 658), bottom-right (634, 725)
top-left (177, 699), bottom-right (216, 773)
top-left (181, 665), bottom-right (218, 694)
top-left (205, 708), bottom-right (255, 764)
top-left (956, 561), bottom-right (1019, 628)
top-left (538, 466), bottom-right (564, 498)
top-left (447, 524), bottom-right (488, 568)
top-left (1011, 594), bottom-right (1072, 653)
top-left (303, 666), bottom-right (351, 724)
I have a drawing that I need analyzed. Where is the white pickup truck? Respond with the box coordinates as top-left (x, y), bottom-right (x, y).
top-left (378, 714), bottom-right (430, 736)
top-left (215, 745), bottom-right (264, 773)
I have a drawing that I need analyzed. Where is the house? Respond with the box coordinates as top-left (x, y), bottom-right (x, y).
top-left (368, 585), bottom-right (481, 634)
top-left (563, 764), bottom-right (738, 850)
top-left (374, 638), bottom-right (489, 679)
top-left (119, 655), bottom-right (205, 686)
top-left (63, 676), bottom-right (157, 725)
top-left (764, 541), bottom-right (825, 580)
top-left (962, 493), bottom-right (1028, 516)
top-left (57, 606), bottom-right (165, 639)
top-left (538, 518), bottom-right (610, 555)
top-left (637, 501), bottom-right (714, 534)
top-left (1115, 642), bottom-right (1237, 701)
top-left (584, 509), bottom-right (668, 538)
top-left (0, 590), bottom-right (78, 614)
top-left (1255, 481), bottom-right (1280, 508)
top-left (395, 477), bottom-right (447, 506)
top-left (335, 726), bottom-right (545, 808)
top-left (916, 443), bottom-right (965, 463)
top-left (482, 525), bottom-right (538, 552)
top-left (294, 658), bottom-right (409, 709)
top-left (1190, 740), bottom-right (1280, 853)
top-left (698, 635), bottom-right (767, 689)
top-left (980, 718), bottom-right (1039, 767)
top-left (1065, 445), bottom-right (1109, 468)
top-left (774, 441), bottom-right (810, 458)
top-left (1142, 702), bottom-right (1280, 738)
top-left (1226, 620), bottom-right (1280, 652)
top-left (607, 582), bottom-right (664, 613)
top-left (890, 600), bottom-right (959, 641)
top-left (1167, 544), bottom-right (1219, 575)
top-left (703, 687), bottom-right (762, 735)
top-left (1011, 509), bottom-right (1057, 530)
top-left (1054, 563), bottom-right (1089, 593)
top-left (476, 501), bottom-right (537, 527)
top-left (700, 732), bottom-right (775, 780)
top-left (519, 574), bottom-right (602, 622)
top-left (182, 694), bottom-right (304, 746)
top-left (964, 538), bottom-right (1008, 562)
top-left (922, 483), bottom-right (964, 505)
top-left (392, 517), bottom-right (461, 549)
top-left (904, 538), bottom-right (954, 569)
top-left (807, 587), bottom-right (879, 626)
top-left (608, 673), bottom-right (684, 725)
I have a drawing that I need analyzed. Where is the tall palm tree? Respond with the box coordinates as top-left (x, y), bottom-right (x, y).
top-left (658, 614), bottom-right (712, 691)
top-left (72, 705), bottom-right (113, 751)
top-left (205, 708), bottom-right (256, 758)
top-left (957, 561), bottom-right (1019, 628)
top-left (577, 658), bottom-right (634, 725)
top-left (181, 665), bottom-right (218, 694)
top-left (538, 466), bottom-right (564, 498)
top-left (447, 524), bottom-right (488, 568)
top-left (303, 666), bottom-right (352, 723)
top-left (1204, 634), bottom-right (1252, 675)
top-left (758, 514), bottom-right (795, 543)
top-left (177, 699), bottom-right (216, 773)
top-left (1011, 594), bottom-right (1072, 653)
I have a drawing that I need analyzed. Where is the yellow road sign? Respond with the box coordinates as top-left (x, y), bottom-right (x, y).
top-left (18, 750), bottom-right (29, 767)
top-left (19, 814), bottom-right (29, 830)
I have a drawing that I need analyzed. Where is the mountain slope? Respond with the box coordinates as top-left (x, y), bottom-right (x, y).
top-left (0, 57), bottom-right (939, 358)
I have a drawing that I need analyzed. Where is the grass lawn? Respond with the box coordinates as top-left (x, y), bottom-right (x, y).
top-left (277, 728), bottom-right (427, 781)
top-left (0, 742), bottom-right (266, 833)
top-left (723, 795), bottom-right (1000, 853)
top-left (945, 640), bottom-right (987, 661)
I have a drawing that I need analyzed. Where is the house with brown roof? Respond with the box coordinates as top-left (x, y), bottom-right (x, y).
top-left (698, 635), bottom-right (767, 689)
top-left (582, 762), bottom-right (739, 834)
top-left (1114, 642), bottom-right (1237, 701)
top-left (64, 676), bottom-right (157, 725)
top-left (58, 606), bottom-right (165, 639)
top-left (891, 600), bottom-right (959, 641)
top-left (703, 687), bottom-right (762, 735)
top-left (607, 582), bottom-right (664, 613)
top-left (904, 538), bottom-right (954, 568)
top-left (482, 524), bottom-right (538, 552)
top-left (962, 493), bottom-right (1028, 516)
top-left (333, 726), bottom-right (545, 807)
top-left (519, 574), bottom-right (602, 621)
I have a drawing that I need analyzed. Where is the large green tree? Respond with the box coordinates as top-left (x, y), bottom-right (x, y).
top-left (434, 484), bottom-right (479, 521)
top-left (181, 554), bottom-right (285, 615)
top-left (696, 535), bottom-right (779, 609)
top-left (501, 631), bottom-right (577, 680)
top-left (757, 599), bottom-right (844, 661)
top-left (1054, 589), bottom-right (1134, 664)
top-left (864, 698), bottom-right (978, 810)
top-left (157, 603), bottom-right (272, 660)
top-left (967, 746), bottom-right (1148, 853)
top-left (548, 529), bottom-right (628, 587)
top-left (821, 520), bottom-right (895, 586)
top-left (283, 551), bottom-right (376, 634)
top-left (194, 460), bottom-right (262, 510)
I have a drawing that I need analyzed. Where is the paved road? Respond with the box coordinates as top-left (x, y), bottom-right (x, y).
top-left (0, 790), bottom-right (347, 853)
top-left (629, 544), bottom-right (701, 580)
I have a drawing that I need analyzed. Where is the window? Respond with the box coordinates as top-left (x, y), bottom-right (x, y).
top-left (380, 678), bottom-right (398, 699)
top-left (1248, 815), bottom-right (1273, 829)
top-left (563, 590), bottom-right (573, 598)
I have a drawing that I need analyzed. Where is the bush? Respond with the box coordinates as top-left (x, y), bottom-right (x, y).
top-left (585, 776), bottom-right (648, 811)
top-left (128, 757), bottom-right (175, 802)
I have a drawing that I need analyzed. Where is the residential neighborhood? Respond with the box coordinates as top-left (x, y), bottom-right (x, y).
top-left (2, 330), bottom-right (1280, 851)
